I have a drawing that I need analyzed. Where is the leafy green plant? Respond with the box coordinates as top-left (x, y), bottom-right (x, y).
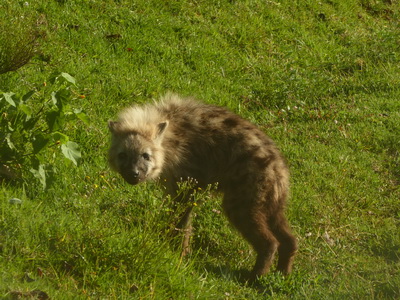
top-left (0, 72), bottom-right (88, 188)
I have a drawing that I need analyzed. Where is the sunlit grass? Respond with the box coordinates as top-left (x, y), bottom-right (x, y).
top-left (1, 0), bottom-right (399, 298)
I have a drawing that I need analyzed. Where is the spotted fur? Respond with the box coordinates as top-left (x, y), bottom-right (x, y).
top-left (108, 93), bottom-right (297, 281)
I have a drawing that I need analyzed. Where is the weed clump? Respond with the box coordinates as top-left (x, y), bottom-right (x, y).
top-left (0, 9), bottom-right (45, 74)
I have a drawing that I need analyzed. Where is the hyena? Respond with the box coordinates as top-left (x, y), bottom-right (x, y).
top-left (108, 93), bottom-right (297, 281)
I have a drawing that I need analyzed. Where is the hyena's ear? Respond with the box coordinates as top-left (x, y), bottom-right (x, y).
top-left (108, 121), bottom-right (119, 133)
top-left (156, 121), bottom-right (169, 138)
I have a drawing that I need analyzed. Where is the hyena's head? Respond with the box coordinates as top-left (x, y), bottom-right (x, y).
top-left (108, 121), bottom-right (168, 185)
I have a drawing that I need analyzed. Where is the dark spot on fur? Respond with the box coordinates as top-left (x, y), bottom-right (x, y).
top-left (179, 121), bottom-right (195, 132)
top-left (200, 117), bottom-right (208, 126)
top-left (227, 133), bottom-right (246, 145)
top-left (223, 117), bottom-right (239, 128)
top-left (173, 139), bottom-right (180, 147)
top-left (254, 155), bottom-right (274, 168)
top-left (182, 115), bottom-right (191, 123)
top-left (248, 144), bottom-right (261, 153)
top-left (244, 126), bottom-right (254, 131)
top-left (234, 152), bottom-right (253, 163)
top-left (207, 110), bottom-right (225, 119)
top-left (172, 129), bottom-right (185, 138)
top-left (233, 145), bottom-right (260, 161)
top-left (254, 131), bottom-right (264, 137)
top-left (225, 173), bottom-right (251, 191)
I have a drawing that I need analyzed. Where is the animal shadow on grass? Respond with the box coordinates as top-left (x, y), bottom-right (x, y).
top-left (201, 262), bottom-right (291, 295)
top-left (203, 262), bottom-right (251, 283)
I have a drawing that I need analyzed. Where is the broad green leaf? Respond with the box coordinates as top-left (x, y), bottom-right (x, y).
top-left (3, 92), bottom-right (16, 107)
top-left (49, 72), bottom-right (76, 85)
top-left (61, 73), bottom-right (76, 85)
top-left (32, 133), bottom-right (50, 154)
top-left (73, 109), bottom-right (90, 125)
top-left (5, 133), bottom-right (15, 150)
top-left (30, 156), bottom-right (41, 170)
top-left (51, 91), bottom-right (58, 106)
top-left (46, 110), bottom-right (64, 131)
top-left (51, 131), bottom-right (69, 144)
top-left (22, 90), bottom-right (35, 102)
top-left (18, 103), bottom-right (33, 118)
top-left (23, 117), bottom-right (38, 130)
top-left (61, 141), bottom-right (81, 166)
top-left (51, 88), bottom-right (70, 111)
top-left (30, 164), bottom-right (46, 189)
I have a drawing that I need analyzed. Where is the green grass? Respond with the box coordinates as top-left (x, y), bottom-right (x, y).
top-left (1, 0), bottom-right (399, 298)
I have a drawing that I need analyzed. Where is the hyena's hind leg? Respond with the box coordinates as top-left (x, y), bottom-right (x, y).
top-left (223, 195), bottom-right (279, 282)
top-left (268, 211), bottom-right (298, 274)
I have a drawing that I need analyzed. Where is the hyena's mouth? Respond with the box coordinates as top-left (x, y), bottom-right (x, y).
top-left (121, 171), bottom-right (144, 185)
top-left (124, 177), bottom-right (140, 185)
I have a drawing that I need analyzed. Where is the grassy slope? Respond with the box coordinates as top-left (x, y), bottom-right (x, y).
top-left (1, 0), bottom-right (399, 298)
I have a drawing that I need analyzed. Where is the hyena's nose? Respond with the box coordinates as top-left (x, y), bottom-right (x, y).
top-left (132, 170), bottom-right (140, 178)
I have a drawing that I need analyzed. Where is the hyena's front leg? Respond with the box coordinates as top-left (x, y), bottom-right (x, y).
top-left (166, 182), bottom-right (195, 257)
top-left (175, 206), bottom-right (193, 257)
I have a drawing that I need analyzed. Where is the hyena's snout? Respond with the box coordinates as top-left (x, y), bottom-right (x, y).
top-left (121, 166), bottom-right (143, 185)
top-left (132, 169), bottom-right (140, 178)
top-left (130, 168), bottom-right (140, 180)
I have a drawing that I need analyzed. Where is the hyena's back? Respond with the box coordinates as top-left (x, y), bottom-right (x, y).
top-left (109, 93), bottom-right (297, 281)
top-left (156, 95), bottom-right (289, 193)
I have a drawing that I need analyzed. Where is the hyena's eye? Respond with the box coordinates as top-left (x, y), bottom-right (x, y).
top-left (118, 152), bottom-right (128, 161)
top-left (142, 153), bottom-right (151, 161)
